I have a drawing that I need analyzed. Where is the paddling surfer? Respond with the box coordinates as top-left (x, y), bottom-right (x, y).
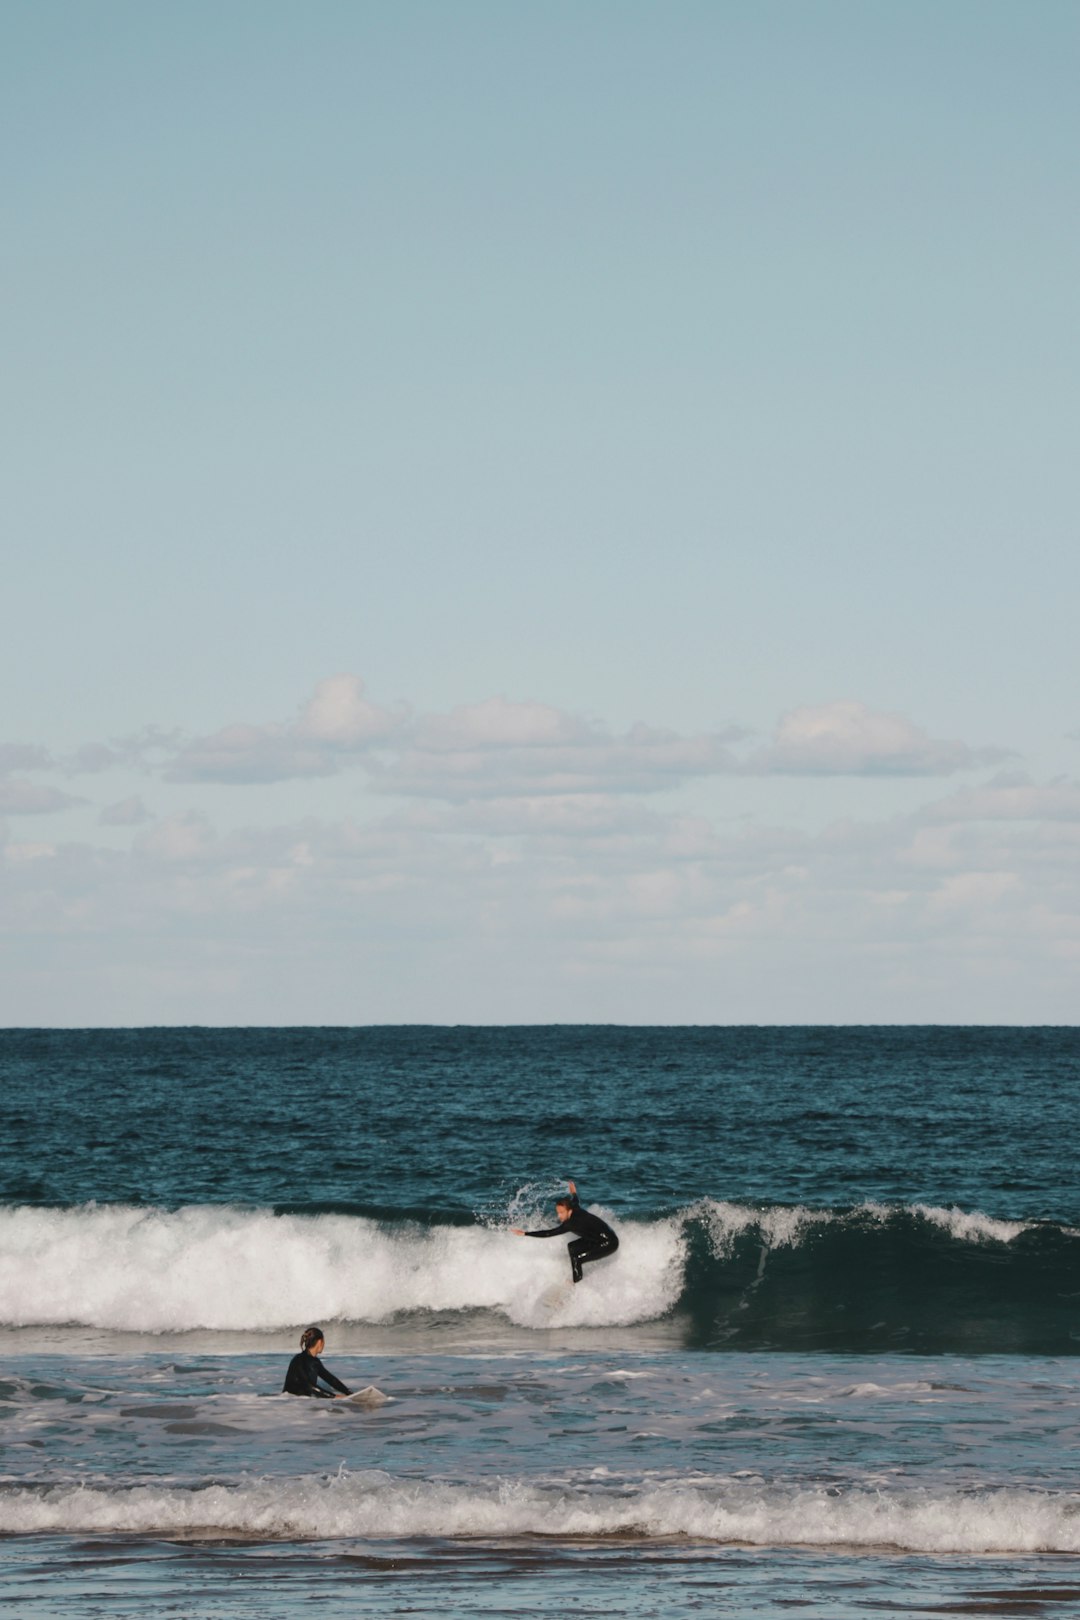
top-left (512, 1180), bottom-right (619, 1284)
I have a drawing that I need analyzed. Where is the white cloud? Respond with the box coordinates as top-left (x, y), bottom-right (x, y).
top-left (4, 677), bottom-right (1055, 1018)
top-left (3, 841), bottom-right (56, 864)
top-left (166, 676), bottom-right (408, 784)
top-left (377, 695), bottom-right (1002, 800)
top-left (0, 778), bottom-right (83, 814)
top-left (412, 696), bottom-right (595, 751)
top-left (925, 773), bottom-right (1080, 823)
top-left (0, 744), bottom-right (53, 773)
top-left (381, 697), bottom-right (745, 799)
top-left (419, 795), bottom-right (665, 840)
top-left (100, 795), bottom-right (154, 827)
top-left (745, 701), bottom-right (1009, 776)
top-left (3, 765), bottom-right (1080, 1021)
top-left (68, 743), bottom-right (127, 774)
top-left (296, 673), bottom-right (406, 747)
top-left (42, 684), bottom-right (1007, 798)
top-left (928, 871), bottom-right (1021, 912)
top-left (166, 723), bottom-right (337, 785)
top-left (135, 812), bottom-right (218, 862)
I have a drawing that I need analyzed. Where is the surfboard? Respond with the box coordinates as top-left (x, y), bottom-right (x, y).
top-left (342, 1385), bottom-right (389, 1406)
top-left (539, 1281), bottom-right (572, 1312)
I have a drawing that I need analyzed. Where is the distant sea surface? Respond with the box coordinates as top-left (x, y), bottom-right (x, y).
top-left (3, 1026), bottom-right (1080, 1618)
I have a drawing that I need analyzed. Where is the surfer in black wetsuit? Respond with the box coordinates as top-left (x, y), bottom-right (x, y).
top-left (282, 1326), bottom-right (353, 1398)
top-left (512, 1180), bottom-right (619, 1284)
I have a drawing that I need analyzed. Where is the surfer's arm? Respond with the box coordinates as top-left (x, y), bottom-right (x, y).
top-left (519, 1221), bottom-right (570, 1238)
top-left (312, 1358), bottom-right (352, 1397)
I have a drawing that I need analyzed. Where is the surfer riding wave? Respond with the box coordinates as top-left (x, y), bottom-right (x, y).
top-left (512, 1180), bottom-right (619, 1284)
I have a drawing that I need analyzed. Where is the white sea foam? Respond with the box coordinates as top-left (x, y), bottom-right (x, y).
top-left (0, 1204), bottom-right (684, 1333)
top-left (3, 1472), bottom-right (1080, 1553)
top-left (696, 1198), bottom-right (832, 1257)
top-left (909, 1204), bottom-right (1028, 1244)
top-left (857, 1201), bottom-right (1029, 1242)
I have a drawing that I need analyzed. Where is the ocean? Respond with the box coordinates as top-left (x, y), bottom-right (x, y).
top-left (2, 1026), bottom-right (1080, 1617)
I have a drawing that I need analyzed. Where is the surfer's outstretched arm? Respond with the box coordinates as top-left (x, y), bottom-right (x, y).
top-left (510, 1180), bottom-right (579, 1235)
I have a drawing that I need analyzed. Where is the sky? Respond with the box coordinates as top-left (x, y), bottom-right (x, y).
top-left (2, 0), bottom-right (1078, 1025)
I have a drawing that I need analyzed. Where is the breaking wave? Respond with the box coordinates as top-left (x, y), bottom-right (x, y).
top-left (4, 1471), bottom-right (1080, 1553)
top-left (1, 1198), bottom-right (1078, 1352)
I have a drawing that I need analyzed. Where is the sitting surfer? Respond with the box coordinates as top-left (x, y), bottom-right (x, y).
top-left (512, 1180), bottom-right (619, 1284)
top-left (282, 1326), bottom-right (353, 1399)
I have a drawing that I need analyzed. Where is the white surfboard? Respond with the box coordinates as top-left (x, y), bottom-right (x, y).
top-left (342, 1385), bottom-right (390, 1406)
top-left (539, 1281), bottom-right (573, 1312)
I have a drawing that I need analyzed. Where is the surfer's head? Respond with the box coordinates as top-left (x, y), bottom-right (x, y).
top-left (300, 1326), bottom-right (325, 1354)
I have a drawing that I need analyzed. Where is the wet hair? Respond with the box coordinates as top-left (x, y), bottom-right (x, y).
top-left (300, 1326), bottom-right (325, 1352)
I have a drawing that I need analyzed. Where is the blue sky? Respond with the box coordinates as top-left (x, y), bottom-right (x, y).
top-left (3, 1), bottom-right (1078, 1023)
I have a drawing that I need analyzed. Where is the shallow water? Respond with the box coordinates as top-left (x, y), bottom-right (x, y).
top-left (5, 1350), bottom-right (1080, 1615)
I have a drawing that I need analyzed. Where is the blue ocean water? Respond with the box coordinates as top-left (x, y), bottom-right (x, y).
top-left (2, 1026), bottom-right (1080, 1617)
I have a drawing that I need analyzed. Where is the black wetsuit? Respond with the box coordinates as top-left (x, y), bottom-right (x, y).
top-left (525, 1204), bottom-right (619, 1283)
top-left (282, 1350), bottom-right (352, 1398)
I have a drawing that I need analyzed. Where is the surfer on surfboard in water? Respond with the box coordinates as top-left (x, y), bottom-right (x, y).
top-left (512, 1180), bottom-right (619, 1284)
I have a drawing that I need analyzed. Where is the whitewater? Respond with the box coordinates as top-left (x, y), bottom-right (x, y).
top-left (7, 1474), bottom-right (1080, 1554)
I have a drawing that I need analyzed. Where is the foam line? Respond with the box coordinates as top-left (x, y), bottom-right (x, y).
top-left (3, 1473), bottom-right (1079, 1553)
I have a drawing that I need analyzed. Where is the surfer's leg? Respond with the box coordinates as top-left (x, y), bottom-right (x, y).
top-left (569, 1235), bottom-right (617, 1283)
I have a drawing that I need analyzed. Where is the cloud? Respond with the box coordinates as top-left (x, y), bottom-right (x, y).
top-left (48, 729), bottom-right (185, 778)
top-left (135, 811), bottom-right (218, 862)
top-left (59, 682), bottom-right (1006, 799)
top-left (743, 701), bottom-right (1010, 776)
top-left (165, 723), bottom-right (338, 785)
top-left (412, 697), bottom-right (596, 751)
top-left (0, 741), bottom-right (82, 814)
top-left (925, 773), bottom-right (1080, 823)
top-left (1, 673), bottom-right (1070, 1020)
top-left (417, 794), bottom-right (665, 840)
top-left (166, 675), bottom-right (408, 784)
top-left (163, 686), bottom-right (1005, 797)
top-left (4, 763), bottom-right (1080, 1021)
top-left (379, 697), bottom-right (746, 799)
top-left (378, 694), bottom-right (1001, 799)
top-left (0, 779), bottom-right (83, 815)
top-left (99, 795), bottom-right (154, 827)
top-left (0, 744), bottom-right (54, 773)
top-left (297, 673), bottom-right (408, 747)
top-left (69, 743), bottom-right (127, 774)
